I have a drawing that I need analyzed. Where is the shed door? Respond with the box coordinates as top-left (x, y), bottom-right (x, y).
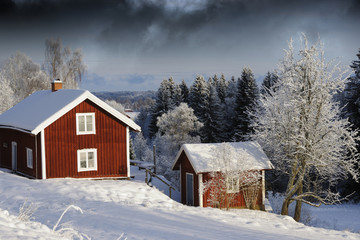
top-left (11, 142), bottom-right (17, 171)
top-left (186, 173), bottom-right (194, 206)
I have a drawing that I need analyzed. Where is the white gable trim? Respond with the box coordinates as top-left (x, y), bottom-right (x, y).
top-left (41, 130), bottom-right (46, 179)
top-left (126, 126), bottom-right (130, 178)
top-left (31, 91), bottom-right (140, 135)
top-left (172, 145), bottom-right (199, 174)
top-left (198, 173), bottom-right (203, 207)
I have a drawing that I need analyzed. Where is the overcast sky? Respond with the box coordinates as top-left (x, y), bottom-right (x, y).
top-left (1, 0), bottom-right (359, 92)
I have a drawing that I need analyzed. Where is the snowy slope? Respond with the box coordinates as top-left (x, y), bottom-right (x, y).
top-left (1, 167), bottom-right (359, 240)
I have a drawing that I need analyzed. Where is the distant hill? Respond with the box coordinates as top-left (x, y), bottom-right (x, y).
top-left (93, 90), bottom-right (156, 111)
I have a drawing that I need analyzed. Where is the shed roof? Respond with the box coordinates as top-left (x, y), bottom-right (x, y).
top-left (0, 89), bottom-right (141, 134)
top-left (172, 141), bottom-right (273, 174)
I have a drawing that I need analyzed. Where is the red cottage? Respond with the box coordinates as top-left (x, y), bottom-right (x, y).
top-left (172, 142), bottom-right (273, 209)
top-left (0, 81), bottom-right (140, 179)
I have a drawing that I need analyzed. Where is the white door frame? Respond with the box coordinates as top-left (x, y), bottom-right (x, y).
top-left (186, 173), bottom-right (194, 206)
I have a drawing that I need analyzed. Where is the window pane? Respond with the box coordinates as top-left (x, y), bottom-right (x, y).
top-left (78, 116), bottom-right (85, 132)
top-left (80, 152), bottom-right (87, 168)
top-left (88, 152), bottom-right (94, 168)
top-left (86, 115), bottom-right (93, 131)
top-left (88, 159), bottom-right (94, 168)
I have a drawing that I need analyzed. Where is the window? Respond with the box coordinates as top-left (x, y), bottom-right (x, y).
top-left (76, 113), bottom-right (95, 135)
top-left (26, 148), bottom-right (33, 169)
top-left (226, 176), bottom-right (239, 193)
top-left (77, 149), bottom-right (97, 172)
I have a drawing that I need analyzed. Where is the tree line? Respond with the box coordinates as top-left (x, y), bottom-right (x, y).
top-left (133, 36), bottom-right (360, 222)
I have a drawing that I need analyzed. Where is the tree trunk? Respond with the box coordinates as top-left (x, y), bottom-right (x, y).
top-left (294, 183), bottom-right (303, 222)
top-left (281, 198), bottom-right (290, 215)
top-left (294, 200), bottom-right (302, 222)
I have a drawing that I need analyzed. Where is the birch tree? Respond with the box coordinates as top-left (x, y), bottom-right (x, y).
top-left (44, 38), bottom-right (86, 89)
top-left (253, 35), bottom-right (359, 221)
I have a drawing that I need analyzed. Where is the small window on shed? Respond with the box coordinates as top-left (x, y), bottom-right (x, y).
top-left (226, 176), bottom-right (239, 193)
top-left (26, 148), bottom-right (33, 169)
top-left (77, 149), bottom-right (97, 172)
top-left (76, 113), bottom-right (95, 135)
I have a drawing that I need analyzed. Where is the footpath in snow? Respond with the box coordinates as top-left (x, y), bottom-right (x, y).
top-left (0, 167), bottom-right (360, 240)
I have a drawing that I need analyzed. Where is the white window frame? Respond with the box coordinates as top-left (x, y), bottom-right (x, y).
top-left (26, 148), bottom-right (33, 169)
top-left (77, 148), bottom-right (98, 172)
top-left (226, 175), bottom-right (240, 193)
top-left (76, 113), bottom-right (96, 135)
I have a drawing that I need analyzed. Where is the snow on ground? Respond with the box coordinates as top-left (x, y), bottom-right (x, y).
top-left (0, 208), bottom-right (67, 240)
top-left (1, 167), bottom-right (360, 240)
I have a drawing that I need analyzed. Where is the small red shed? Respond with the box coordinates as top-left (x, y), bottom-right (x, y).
top-left (0, 81), bottom-right (140, 179)
top-left (172, 141), bottom-right (273, 208)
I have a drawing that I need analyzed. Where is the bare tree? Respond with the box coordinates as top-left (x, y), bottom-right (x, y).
top-left (44, 38), bottom-right (87, 89)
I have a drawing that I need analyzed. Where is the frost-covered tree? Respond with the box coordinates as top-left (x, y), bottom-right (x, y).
top-left (155, 103), bottom-right (202, 185)
top-left (149, 78), bottom-right (180, 138)
top-left (233, 68), bottom-right (259, 141)
top-left (1, 52), bottom-right (49, 104)
top-left (133, 133), bottom-right (153, 162)
top-left (136, 106), bottom-right (153, 140)
top-left (253, 35), bottom-right (359, 222)
top-left (104, 100), bottom-right (125, 114)
top-left (45, 38), bottom-right (86, 89)
top-left (0, 75), bottom-right (14, 114)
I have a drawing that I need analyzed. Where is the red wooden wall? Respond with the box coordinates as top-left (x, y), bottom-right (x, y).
top-left (0, 128), bottom-right (41, 179)
top-left (179, 151), bottom-right (199, 206)
top-left (44, 99), bottom-right (128, 178)
top-left (202, 172), bottom-right (262, 209)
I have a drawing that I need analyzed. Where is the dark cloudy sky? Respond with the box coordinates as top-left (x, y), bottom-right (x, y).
top-left (1, 0), bottom-right (359, 91)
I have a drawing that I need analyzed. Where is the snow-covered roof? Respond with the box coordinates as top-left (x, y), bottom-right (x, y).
top-left (0, 89), bottom-right (141, 134)
top-left (172, 141), bottom-right (273, 173)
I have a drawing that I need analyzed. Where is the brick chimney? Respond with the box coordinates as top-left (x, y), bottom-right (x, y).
top-left (51, 79), bottom-right (62, 92)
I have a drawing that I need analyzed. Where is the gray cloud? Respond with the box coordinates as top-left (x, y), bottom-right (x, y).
top-left (1, 0), bottom-right (360, 91)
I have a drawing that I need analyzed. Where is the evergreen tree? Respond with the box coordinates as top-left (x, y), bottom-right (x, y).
top-left (223, 76), bottom-right (237, 141)
top-left (339, 48), bottom-right (360, 199)
top-left (217, 74), bottom-right (228, 104)
top-left (342, 49), bottom-right (360, 127)
top-left (188, 75), bottom-right (209, 118)
top-left (179, 80), bottom-right (189, 103)
top-left (200, 82), bottom-right (223, 143)
top-left (233, 68), bottom-right (259, 141)
top-left (261, 71), bottom-right (279, 95)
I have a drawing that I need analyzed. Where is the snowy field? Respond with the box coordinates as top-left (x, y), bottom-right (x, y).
top-left (1, 167), bottom-right (360, 240)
